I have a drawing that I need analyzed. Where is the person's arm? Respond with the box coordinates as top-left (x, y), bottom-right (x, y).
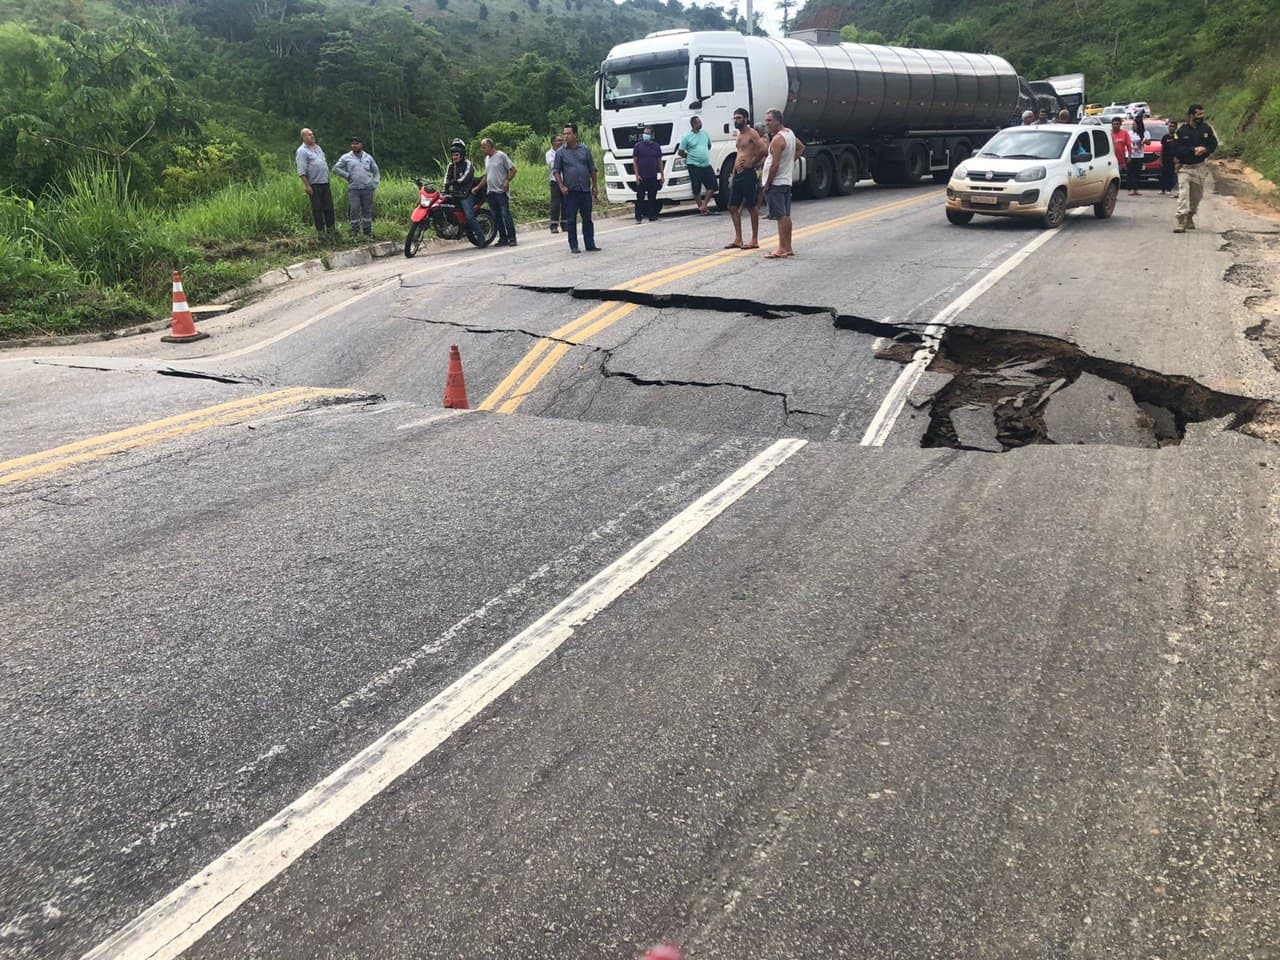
top-left (676, 134), bottom-right (687, 160)
top-left (332, 156), bottom-right (348, 180)
top-left (473, 168), bottom-right (487, 194)
top-left (506, 159), bottom-right (518, 188)
top-left (370, 156), bottom-right (380, 189)
top-left (794, 136), bottom-right (805, 158)
top-left (589, 154), bottom-right (598, 198)
top-left (1200, 125), bottom-right (1218, 158)
top-left (296, 150), bottom-right (313, 194)
top-left (552, 153), bottom-right (568, 194)
top-left (762, 135), bottom-right (783, 190)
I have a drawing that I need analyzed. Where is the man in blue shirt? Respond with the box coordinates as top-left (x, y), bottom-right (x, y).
top-left (631, 125), bottom-right (664, 223)
top-left (295, 128), bottom-right (335, 239)
top-left (332, 136), bottom-right (380, 239)
top-left (677, 116), bottom-right (717, 214)
top-left (551, 122), bottom-right (601, 253)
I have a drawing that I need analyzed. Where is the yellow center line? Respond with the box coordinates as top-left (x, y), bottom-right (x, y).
top-left (486, 190), bottom-right (941, 413)
top-left (1, 387), bottom-right (353, 487)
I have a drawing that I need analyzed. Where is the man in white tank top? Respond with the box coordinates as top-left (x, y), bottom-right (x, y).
top-left (762, 108), bottom-right (804, 259)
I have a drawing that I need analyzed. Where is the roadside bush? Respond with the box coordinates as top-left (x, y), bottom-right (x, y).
top-left (158, 137), bottom-right (268, 207)
top-left (171, 172), bottom-right (306, 241)
top-left (474, 121), bottom-right (535, 155)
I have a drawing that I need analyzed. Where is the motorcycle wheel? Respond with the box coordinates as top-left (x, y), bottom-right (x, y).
top-left (404, 220), bottom-right (427, 258)
top-left (470, 209), bottom-right (498, 248)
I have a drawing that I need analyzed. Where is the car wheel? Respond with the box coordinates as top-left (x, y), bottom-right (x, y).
top-left (1094, 181), bottom-right (1118, 219)
top-left (946, 209), bottom-right (974, 225)
top-left (1041, 188), bottom-right (1067, 229)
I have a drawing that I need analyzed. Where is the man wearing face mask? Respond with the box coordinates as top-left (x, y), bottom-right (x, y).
top-left (1171, 103), bottom-right (1217, 233)
top-left (632, 125), bottom-right (663, 223)
top-left (725, 107), bottom-right (766, 249)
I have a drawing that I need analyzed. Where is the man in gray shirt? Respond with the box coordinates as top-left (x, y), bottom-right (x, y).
top-left (332, 136), bottom-right (380, 239)
top-left (295, 127), bottom-right (335, 239)
top-left (551, 122), bottom-right (600, 253)
top-left (477, 138), bottom-right (518, 246)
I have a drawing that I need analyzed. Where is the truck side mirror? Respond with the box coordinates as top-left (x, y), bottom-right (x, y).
top-left (695, 61), bottom-right (713, 102)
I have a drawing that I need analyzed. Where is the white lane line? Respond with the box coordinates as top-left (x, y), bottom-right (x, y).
top-left (859, 223), bottom-right (1071, 447)
top-left (83, 436), bottom-right (808, 960)
top-left (394, 410), bottom-right (467, 431)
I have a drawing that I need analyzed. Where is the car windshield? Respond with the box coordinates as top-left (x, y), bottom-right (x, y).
top-left (1142, 123), bottom-right (1170, 138)
top-left (978, 130), bottom-right (1071, 160)
top-left (602, 54), bottom-right (689, 109)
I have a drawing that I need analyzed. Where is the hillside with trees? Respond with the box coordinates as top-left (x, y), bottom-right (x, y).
top-left (794, 0), bottom-right (1280, 183)
top-left (0, 0), bottom-right (739, 338)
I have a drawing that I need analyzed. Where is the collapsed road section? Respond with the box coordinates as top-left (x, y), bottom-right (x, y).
top-left (410, 284), bottom-right (1276, 451)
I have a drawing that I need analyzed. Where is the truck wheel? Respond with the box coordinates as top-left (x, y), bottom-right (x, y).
top-left (1041, 188), bottom-right (1068, 229)
top-left (834, 151), bottom-right (859, 195)
top-left (946, 209), bottom-right (974, 225)
top-left (907, 145), bottom-right (930, 183)
top-left (1094, 181), bottom-right (1118, 219)
top-left (715, 158), bottom-right (733, 212)
top-left (808, 153), bottom-right (833, 199)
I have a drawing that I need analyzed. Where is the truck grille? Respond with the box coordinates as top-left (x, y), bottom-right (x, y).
top-left (612, 124), bottom-right (675, 149)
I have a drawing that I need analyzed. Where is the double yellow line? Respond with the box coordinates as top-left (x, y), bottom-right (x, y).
top-left (479, 190), bottom-right (938, 413)
top-left (0, 386), bottom-right (353, 487)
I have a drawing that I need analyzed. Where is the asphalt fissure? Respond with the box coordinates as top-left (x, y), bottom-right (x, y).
top-left (907, 324), bottom-right (1273, 453)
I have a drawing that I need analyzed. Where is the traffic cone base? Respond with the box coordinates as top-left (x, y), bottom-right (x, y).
top-left (162, 270), bottom-right (210, 343)
top-left (444, 344), bottom-right (470, 409)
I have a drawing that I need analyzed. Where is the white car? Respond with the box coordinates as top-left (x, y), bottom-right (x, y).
top-left (945, 124), bottom-right (1122, 228)
top-left (1127, 101), bottom-right (1150, 118)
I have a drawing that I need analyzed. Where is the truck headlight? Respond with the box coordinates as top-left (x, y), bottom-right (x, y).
top-left (672, 156), bottom-right (687, 172)
top-left (605, 163), bottom-right (619, 176)
top-left (1014, 166), bottom-right (1047, 182)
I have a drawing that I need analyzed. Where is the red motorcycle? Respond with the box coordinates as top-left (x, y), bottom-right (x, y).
top-left (404, 178), bottom-right (497, 257)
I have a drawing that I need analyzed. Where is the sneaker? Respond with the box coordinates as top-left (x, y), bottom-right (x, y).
top-left (550, 226), bottom-right (560, 233)
top-left (585, 246), bottom-right (603, 252)
top-left (1186, 218), bottom-right (1196, 231)
top-left (569, 247), bottom-right (581, 254)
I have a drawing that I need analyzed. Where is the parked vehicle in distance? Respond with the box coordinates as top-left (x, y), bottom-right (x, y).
top-left (945, 124), bottom-right (1121, 228)
top-left (1100, 104), bottom-right (1129, 123)
top-left (1083, 103), bottom-right (1104, 116)
top-left (1123, 118), bottom-right (1170, 182)
top-left (1126, 101), bottom-right (1150, 118)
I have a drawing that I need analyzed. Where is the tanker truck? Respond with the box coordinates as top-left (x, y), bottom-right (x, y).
top-left (596, 29), bottom-right (1024, 209)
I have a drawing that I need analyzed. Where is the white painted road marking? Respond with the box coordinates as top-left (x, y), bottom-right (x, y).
top-left (83, 437), bottom-right (807, 960)
top-left (860, 222), bottom-right (1071, 447)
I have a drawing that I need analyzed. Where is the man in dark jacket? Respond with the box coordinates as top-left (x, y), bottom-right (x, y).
top-left (632, 126), bottom-right (663, 223)
top-left (443, 139), bottom-right (482, 242)
top-left (1171, 104), bottom-right (1217, 233)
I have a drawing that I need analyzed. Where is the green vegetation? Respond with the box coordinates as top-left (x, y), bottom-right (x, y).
top-left (799, 0), bottom-right (1280, 186)
top-left (0, 0), bottom-right (735, 339)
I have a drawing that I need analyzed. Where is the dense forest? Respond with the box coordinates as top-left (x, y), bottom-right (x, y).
top-left (794, 0), bottom-right (1280, 183)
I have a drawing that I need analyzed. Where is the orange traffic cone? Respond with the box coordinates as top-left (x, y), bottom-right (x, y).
top-left (443, 344), bottom-right (470, 409)
top-left (161, 270), bottom-right (210, 343)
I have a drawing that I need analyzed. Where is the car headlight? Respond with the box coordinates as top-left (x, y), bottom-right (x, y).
top-left (605, 163), bottom-right (619, 176)
top-left (672, 156), bottom-right (687, 172)
top-left (1014, 166), bottom-right (1047, 182)
top-left (953, 163), bottom-right (969, 180)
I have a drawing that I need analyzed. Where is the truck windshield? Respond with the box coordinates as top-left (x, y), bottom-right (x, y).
top-left (602, 51), bottom-right (690, 109)
top-left (979, 130), bottom-right (1072, 160)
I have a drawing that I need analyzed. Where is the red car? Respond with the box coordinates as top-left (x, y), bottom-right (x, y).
top-left (1122, 118), bottom-right (1172, 182)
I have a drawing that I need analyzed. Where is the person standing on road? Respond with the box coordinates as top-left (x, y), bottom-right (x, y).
top-left (1125, 119), bottom-right (1149, 196)
top-left (762, 108), bottom-right (803, 260)
top-left (552, 122), bottom-right (601, 253)
top-left (477, 138), bottom-right (518, 246)
top-left (1055, 109), bottom-right (1072, 124)
top-left (725, 107), bottom-right (766, 249)
top-left (631, 125), bottom-right (663, 224)
top-left (1109, 117), bottom-right (1134, 195)
top-left (677, 116), bottom-right (717, 215)
top-left (1020, 110), bottom-right (1035, 126)
top-left (332, 136), bottom-right (380, 239)
top-left (1159, 121), bottom-right (1178, 196)
top-left (1171, 103), bottom-right (1218, 233)
top-left (1034, 108), bottom-right (1052, 126)
top-left (545, 134), bottom-right (566, 233)
top-left (296, 128), bottom-right (335, 240)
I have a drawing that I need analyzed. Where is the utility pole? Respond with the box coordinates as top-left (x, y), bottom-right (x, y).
top-left (744, 0), bottom-right (753, 35)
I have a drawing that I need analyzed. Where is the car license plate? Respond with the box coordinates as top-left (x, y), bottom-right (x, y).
top-left (969, 194), bottom-right (998, 205)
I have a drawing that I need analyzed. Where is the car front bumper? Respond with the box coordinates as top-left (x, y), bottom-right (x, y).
top-left (946, 184), bottom-right (1046, 217)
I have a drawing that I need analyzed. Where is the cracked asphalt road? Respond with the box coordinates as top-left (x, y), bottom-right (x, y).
top-left (2, 181), bottom-right (1279, 959)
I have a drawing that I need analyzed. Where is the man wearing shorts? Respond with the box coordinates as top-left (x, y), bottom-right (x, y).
top-left (677, 116), bottom-right (717, 214)
top-left (762, 108), bottom-right (803, 259)
top-left (725, 107), bottom-right (767, 249)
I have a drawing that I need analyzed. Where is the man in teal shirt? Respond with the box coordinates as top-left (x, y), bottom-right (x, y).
top-left (677, 116), bottom-right (717, 214)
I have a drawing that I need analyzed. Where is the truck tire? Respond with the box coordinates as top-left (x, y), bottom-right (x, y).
top-left (907, 144), bottom-right (930, 183)
top-left (834, 150), bottom-right (859, 195)
top-left (808, 152), bottom-right (833, 199)
top-left (716, 158), bottom-right (733, 212)
top-left (870, 146), bottom-right (907, 185)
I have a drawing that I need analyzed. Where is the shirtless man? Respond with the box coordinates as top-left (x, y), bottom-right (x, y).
top-left (725, 107), bottom-right (768, 250)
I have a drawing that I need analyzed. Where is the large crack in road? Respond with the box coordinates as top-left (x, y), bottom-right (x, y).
top-left (459, 285), bottom-right (1277, 452)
